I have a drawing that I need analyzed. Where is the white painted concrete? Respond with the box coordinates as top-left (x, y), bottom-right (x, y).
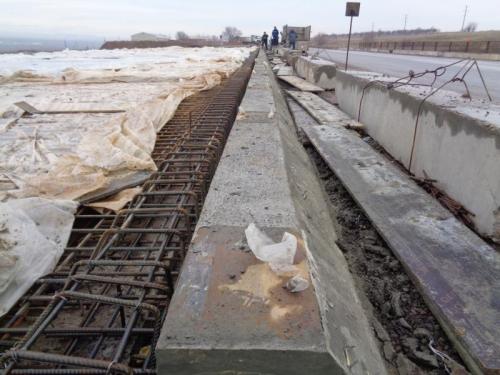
top-left (294, 56), bottom-right (337, 90)
top-left (336, 70), bottom-right (500, 241)
top-left (282, 49), bottom-right (301, 68)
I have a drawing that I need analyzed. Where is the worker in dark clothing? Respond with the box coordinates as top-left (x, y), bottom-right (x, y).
top-left (272, 26), bottom-right (279, 43)
top-left (289, 29), bottom-right (297, 50)
top-left (271, 26), bottom-right (279, 52)
top-left (261, 32), bottom-right (269, 50)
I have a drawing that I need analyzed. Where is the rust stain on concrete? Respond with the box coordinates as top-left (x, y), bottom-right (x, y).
top-left (194, 226), bottom-right (322, 341)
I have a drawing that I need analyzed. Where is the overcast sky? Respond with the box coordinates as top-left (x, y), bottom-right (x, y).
top-left (0, 0), bottom-right (498, 40)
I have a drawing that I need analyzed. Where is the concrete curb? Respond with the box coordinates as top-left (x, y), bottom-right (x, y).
top-left (156, 50), bottom-right (387, 374)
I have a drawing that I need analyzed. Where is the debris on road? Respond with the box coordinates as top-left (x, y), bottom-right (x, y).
top-left (245, 223), bottom-right (309, 292)
top-left (285, 275), bottom-right (310, 292)
top-left (245, 223), bottom-right (297, 274)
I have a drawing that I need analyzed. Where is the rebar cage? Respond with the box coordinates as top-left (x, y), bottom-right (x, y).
top-left (0, 52), bottom-right (257, 375)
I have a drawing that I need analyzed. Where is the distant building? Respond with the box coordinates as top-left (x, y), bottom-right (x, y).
top-left (239, 36), bottom-right (252, 43)
top-left (282, 25), bottom-right (311, 42)
top-left (282, 25), bottom-right (312, 51)
top-left (250, 35), bottom-right (261, 43)
top-left (130, 33), bottom-right (170, 42)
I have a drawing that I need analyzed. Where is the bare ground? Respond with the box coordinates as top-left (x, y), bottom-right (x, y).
top-left (303, 142), bottom-right (467, 374)
top-left (284, 94), bottom-right (466, 373)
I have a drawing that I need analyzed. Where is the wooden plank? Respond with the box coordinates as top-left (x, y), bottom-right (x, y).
top-left (15, 101), bottom-right (125, 115)
top-left (298, 106), bottom-right (500, 374)
top-left (278, 75), bottom-right (324, 92)
top-left (78, 171), bottom-right (151, 204)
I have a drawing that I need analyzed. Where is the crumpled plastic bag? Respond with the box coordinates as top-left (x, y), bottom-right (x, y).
top-left (245, 223), bottom-right (297, 275)
top-left (244, 223), bottom-right (309, 292)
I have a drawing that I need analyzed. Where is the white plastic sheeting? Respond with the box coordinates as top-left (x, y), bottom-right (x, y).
top-left (0, 198), bottom-right (77, 317)
top-left (0, 46), bottom-right (253, 317)
top-left (0, 46), bottom-right (253, 200)
top-left (0, 47), bottom-right (245, 76)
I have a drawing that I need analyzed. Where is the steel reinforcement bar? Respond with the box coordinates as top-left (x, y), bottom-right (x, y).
top-left (0, 52), bottom-right (256, 375)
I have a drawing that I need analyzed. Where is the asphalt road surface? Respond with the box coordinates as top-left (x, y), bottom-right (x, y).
top-left (311, 49), bottom-right (500, 102)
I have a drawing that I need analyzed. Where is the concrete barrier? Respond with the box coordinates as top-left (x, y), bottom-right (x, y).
top-left (336, 70), bottom-right (500, 242)
top-left (282, 49), bottom-right (302, 68)
top-left (156, 51), bottom-right (387, 374)
top-left (294, 56), bottom-right (337, 90)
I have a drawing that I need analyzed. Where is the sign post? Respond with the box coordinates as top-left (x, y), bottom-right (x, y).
top-left (345, 2), bottom-right (360, 71)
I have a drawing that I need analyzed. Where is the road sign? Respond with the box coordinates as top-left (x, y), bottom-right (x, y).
top-left (346, 2), bottom-right (360, 17)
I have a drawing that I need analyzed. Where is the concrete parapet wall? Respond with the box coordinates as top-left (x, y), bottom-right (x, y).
top-left (336, 70), bottom-right (500, 241)
top-left (156, 51), bottom-right (387, 374)
top-left (282, 49), bottom-right (302, 68)
top-left (294, 56), bottom-right (337, 90)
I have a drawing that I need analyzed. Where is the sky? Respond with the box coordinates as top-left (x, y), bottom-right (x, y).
top-left (0, 0), bottom-right (498, 40)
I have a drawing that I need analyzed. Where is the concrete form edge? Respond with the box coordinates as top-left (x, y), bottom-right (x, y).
top-left (263, 55), bottom-right (388, 374)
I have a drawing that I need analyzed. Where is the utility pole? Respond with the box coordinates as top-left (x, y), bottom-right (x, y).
top-left (346, 15), bottom-right (354, 70)
top-left (461, 5), bottom-right (468, 31)
top-left (344, 2), bottom-right (361, 71)
top-left (404, 14), bottom-right (408, 31)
